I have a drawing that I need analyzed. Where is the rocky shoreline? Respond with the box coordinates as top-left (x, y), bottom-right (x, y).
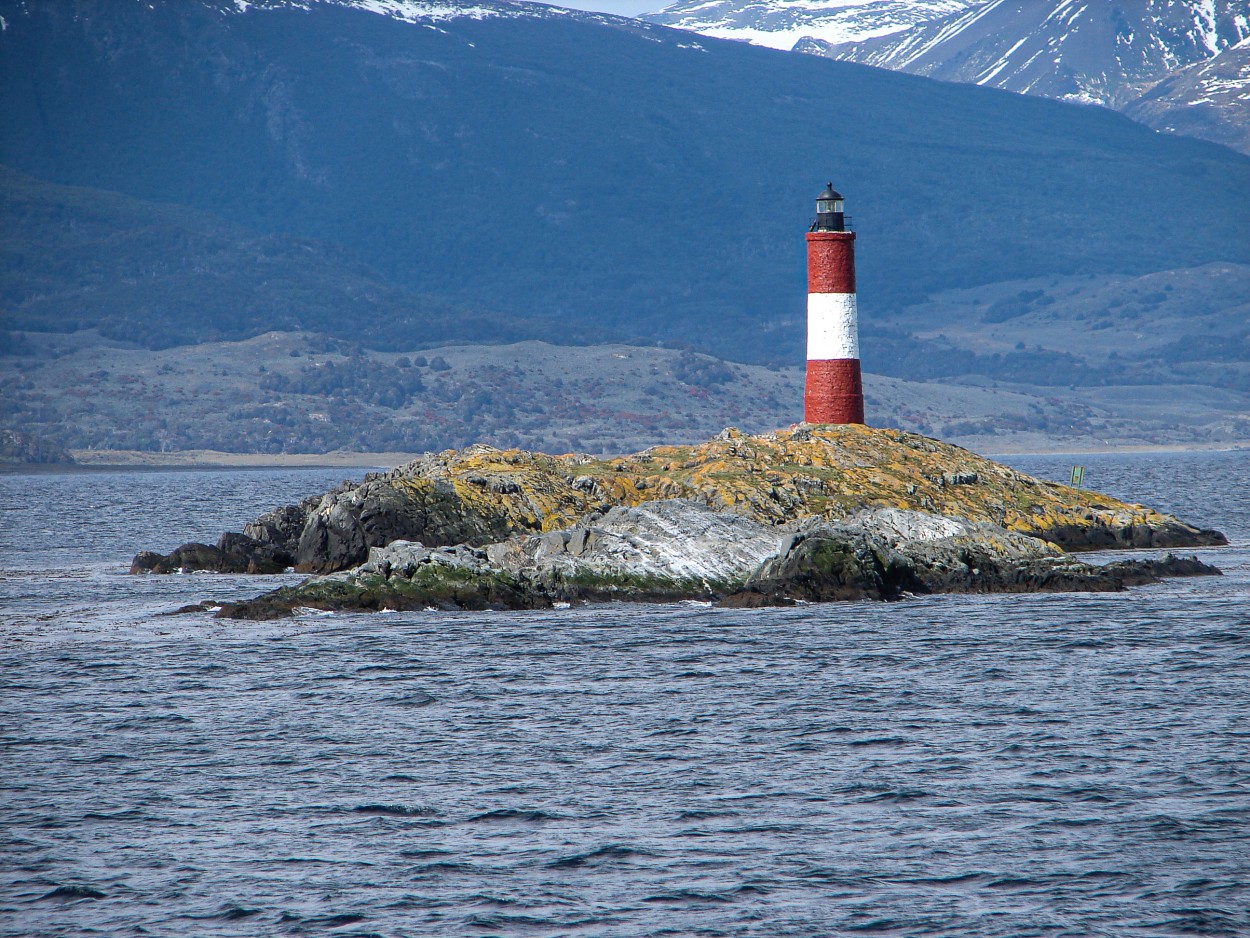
top-left (208, 501), bottom-right (1220, 620)
top-left (132, 425), bottom-right (1227, 618)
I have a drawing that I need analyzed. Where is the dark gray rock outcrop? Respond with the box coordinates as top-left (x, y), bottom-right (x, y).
top-left (722, 508), bottom-right (1189, 606)
top-left (243, 501), bottom-right (311, 555)
top-left (288, 477), bottom-right (520, 573)
top-left (131, 532), bottom-right (292, 575)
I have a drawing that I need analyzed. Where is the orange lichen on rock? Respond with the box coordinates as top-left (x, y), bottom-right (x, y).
top-left (374, 424), bottom-right (1215, 553)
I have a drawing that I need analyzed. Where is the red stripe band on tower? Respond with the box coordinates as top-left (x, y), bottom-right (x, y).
top-left (806, 231), bottom-right (856, 294)
top-left (804, 359), bottom-right (864, 424)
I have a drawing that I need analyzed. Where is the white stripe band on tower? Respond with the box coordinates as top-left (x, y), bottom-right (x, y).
top-left (806, 292), bottom-right (859, 360)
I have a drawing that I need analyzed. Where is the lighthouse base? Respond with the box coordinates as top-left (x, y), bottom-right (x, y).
top-left (804, 358), bottom-right (864, 425)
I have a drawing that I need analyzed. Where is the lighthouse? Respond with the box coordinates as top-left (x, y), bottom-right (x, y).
top-left (804, 183), bottom-right (864, 425)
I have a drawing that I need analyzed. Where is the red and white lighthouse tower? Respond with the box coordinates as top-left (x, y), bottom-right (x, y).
top-left (804, 183), bottom-right (864, 425)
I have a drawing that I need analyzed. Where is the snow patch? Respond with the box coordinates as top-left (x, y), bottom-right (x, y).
top-left (644, 0), bottom-right (976, 52)
top-left (322, 1), bottom-right (510, 23)
top-left (1058, 90), bottom-right (1106, 106)
top-left (227, 0), bottom-right (575, 26)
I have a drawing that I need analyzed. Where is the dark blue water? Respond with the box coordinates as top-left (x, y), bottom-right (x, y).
top-left (2, 452), bottom-right (1248, 937)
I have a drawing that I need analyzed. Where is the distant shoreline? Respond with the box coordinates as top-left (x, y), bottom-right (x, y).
top-left (4, 450), bottom-right (423, 473)
top-left (1, 439), bottom-right (1246, 473)
top-left (981, 441), bottom-right (1250, 458)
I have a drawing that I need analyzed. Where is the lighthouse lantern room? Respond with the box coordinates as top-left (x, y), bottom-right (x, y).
top-left (812, 183), bottom-right (845, 232)
top-left (804, 183), bottom-right (864, 425)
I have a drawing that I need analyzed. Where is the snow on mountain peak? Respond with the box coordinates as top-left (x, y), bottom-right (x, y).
top-left (809, 0), bottom-right (1250, 107)
top-left (640, 0), bottom-right (977, 52)
top-left (227, 0), bottom-right (602, 26)
top-left (1124, 28), bottom-right (1250, 155)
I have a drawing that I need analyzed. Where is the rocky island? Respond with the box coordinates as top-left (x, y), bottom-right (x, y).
top-left (131, 425), bottom-right (1225, 618)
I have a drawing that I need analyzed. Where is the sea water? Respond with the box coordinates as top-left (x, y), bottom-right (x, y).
top-left (2, 452), bottom-right (1248, 937)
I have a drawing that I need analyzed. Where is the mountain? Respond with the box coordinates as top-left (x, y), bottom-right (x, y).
top-left (641, 0), bottom-right (975, 51)
top-left (1124, 36), bottom-right (1250, 156)
top-left (659, 0), bottom-right (1250, 156)
top-left (810, 0), bottom-right (1250, 107)
top-left (805, 0), bottom-right (1250, 153)
top-left (3, 0), bottom-right (1250, 366)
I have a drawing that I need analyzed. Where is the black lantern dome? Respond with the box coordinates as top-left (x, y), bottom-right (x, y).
top-left (811, 183), bottom-right (846, 232)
